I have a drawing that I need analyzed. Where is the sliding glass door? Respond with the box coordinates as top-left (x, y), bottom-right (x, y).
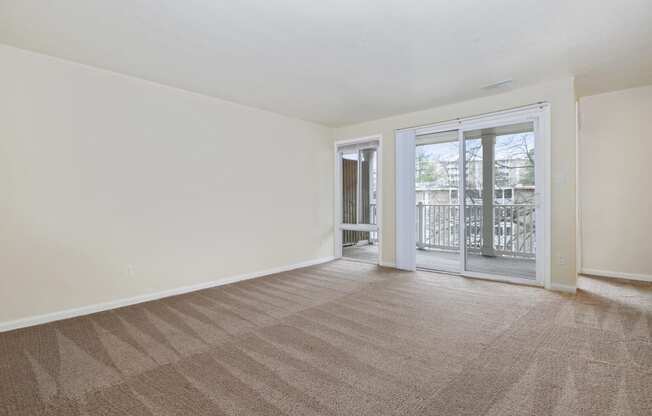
top-left (400, 104), bottom-right (546, 283)
top-left (462, 122), bottom-right (537, 280)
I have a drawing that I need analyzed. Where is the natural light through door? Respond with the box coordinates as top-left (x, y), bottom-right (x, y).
top-left (463, 122), bottom-right (537, 279)
top-left (335, 138), bottom-right (380, 264)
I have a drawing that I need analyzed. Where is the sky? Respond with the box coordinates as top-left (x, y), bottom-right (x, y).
top-left (417, 133), bottom-right (535, 162)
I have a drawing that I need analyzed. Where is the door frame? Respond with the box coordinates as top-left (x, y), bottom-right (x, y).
top-left (397, 103), bottom-right (551, 288)
top-left (334, 135), bottom-right (383, 264)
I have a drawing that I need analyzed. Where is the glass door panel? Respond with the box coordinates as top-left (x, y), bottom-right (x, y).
top-left (463, 122), bottom-right (536, 279)
top-left (341, 149), bottom-right (359, 225)
top-left (359, 148), bottom-right (377, 226)
top-left (414, 130), bottom-right (461, 272)
top-left (338, 141), bottom-right (379, 263)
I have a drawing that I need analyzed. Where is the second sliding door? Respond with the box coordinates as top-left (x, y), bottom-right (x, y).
top-left (462, 122), bottom-right (537, 280)
top-left (337, 139), bottom-right (379, 264)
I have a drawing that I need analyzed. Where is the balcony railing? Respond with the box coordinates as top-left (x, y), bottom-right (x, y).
top-left (417, 203), bottom-right (535, 258)
top-left (369, 203), bottom-right (535, 258)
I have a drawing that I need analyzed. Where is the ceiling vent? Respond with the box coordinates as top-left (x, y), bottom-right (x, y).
top-left (482, 79), bottom-right (513, 90)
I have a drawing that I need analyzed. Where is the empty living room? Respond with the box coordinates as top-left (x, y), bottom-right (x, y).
top-left (1, 1), bottom-right (651, 415)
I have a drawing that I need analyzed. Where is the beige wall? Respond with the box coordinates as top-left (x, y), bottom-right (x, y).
top-left (0, 45), bottom-right (334, 324)
top-left (578, 85), bottom-right (652, 281)
top-left (334, 78), bottom-right (578, 289)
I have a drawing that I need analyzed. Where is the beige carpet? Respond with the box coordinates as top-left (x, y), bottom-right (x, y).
top-left (0, 260), bottom-right (650, 415)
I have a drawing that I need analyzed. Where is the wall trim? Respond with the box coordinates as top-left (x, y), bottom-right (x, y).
top-left (0, 256), bottom-right (335, 333)
top-left (581, 268), bottom-right (652, 283)
top-left (549, 282), bottom-right (577, 294)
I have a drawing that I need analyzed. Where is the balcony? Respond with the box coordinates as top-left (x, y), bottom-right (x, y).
top-left (343, 203), bottom-right (536, 279)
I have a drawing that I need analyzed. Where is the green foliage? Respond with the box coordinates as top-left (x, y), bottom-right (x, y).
top-left (416, 149), bottom-right (436, 183)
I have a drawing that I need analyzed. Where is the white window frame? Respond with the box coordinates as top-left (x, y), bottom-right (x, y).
top-left (334, 135), bottom-right (383, 264)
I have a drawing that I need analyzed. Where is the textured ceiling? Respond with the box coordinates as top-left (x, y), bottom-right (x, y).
top-left (1, 0), bottom-right (651, 126)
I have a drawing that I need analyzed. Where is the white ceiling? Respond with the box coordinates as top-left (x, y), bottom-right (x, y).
top-left (1, 0), bottom-right (651, 126)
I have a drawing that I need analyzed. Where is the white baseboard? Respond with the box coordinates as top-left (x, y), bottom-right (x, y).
top-left (549, 282), bottom-right (577, 294)
top-left (581, 268), bottom-right (652, 283)
top-left (0, 256), bottom-right (335, 333)
top-left (379, 261), bottom-right (396, 268)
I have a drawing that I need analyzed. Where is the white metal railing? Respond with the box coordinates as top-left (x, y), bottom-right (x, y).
top-left (369, 202), bottom-right (534, 258)
top-left (415, 203), bottom-right (535, 258)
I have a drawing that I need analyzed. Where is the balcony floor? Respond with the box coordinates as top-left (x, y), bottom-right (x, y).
top-left (343, 244), bottom-right (536, 280)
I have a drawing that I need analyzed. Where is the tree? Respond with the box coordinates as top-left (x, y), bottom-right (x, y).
top-left (416, 147), bottom-right (436, 183)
